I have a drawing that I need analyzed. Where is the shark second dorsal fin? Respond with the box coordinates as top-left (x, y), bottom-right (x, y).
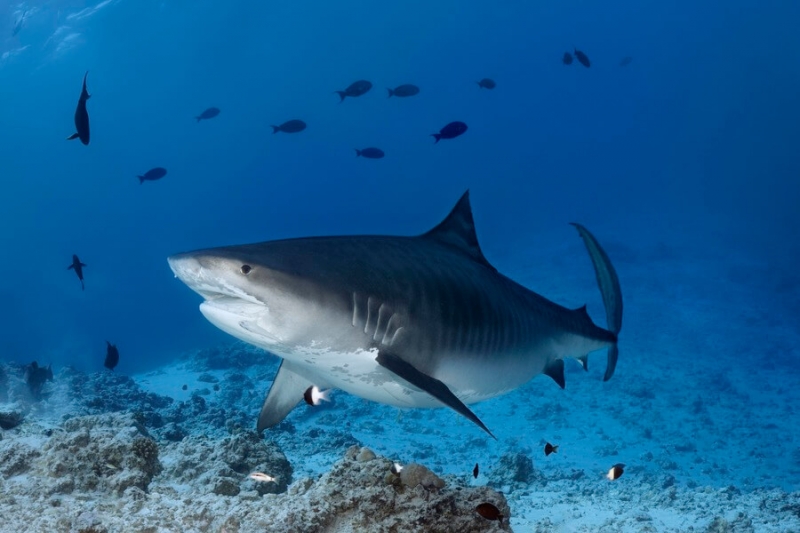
top-left (421, 191), bottom-right (495, 271)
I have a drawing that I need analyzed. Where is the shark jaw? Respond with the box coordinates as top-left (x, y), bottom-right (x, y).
top-left (168, 191), bottom-right (623, 438)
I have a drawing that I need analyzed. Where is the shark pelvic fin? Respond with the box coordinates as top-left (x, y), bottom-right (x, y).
top-left (544, 359), bottom-right (566, 388)
top-left (421, 191), bottom-right (496, 271)
top-left (256, 360), bottom-right (313, 433)
top-left (376, 350), bottom-right (496, 439)
top-left (570, 223), bottom-right (623, 381)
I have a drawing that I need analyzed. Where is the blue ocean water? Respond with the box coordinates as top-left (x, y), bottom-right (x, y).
top-left (2, 0), bottom-right (800, 530)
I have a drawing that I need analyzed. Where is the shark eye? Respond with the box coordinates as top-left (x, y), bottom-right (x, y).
top-left (240, 265), bottom-right (252, 275)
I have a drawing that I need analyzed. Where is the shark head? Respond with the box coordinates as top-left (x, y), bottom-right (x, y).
top-left (168, 243), bottom-right (345, 354)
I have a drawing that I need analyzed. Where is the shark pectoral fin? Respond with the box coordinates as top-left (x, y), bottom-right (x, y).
top-left (570, 223), bottom-right (623, 381)
top-left (376, 350), bottom-right (496, 439)
top-left (256, 360), bottom-right (313, 433)
top-left (544, 359), bottom-right (566, 389)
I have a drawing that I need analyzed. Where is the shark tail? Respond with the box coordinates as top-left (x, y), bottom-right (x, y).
top-left (570, 223), bottom-right (623, 381)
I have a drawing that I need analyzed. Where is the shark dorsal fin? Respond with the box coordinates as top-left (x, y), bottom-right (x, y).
top-left (422, 191), bottom-right (494, 270)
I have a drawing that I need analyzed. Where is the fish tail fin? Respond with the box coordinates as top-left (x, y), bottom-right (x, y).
top-left (138, 176), bottom-right (144, 184)
top-left (355, 149), bottom-right (361, 157)
top-left (66, 133), bottom-right (79, 141)
top-left (195, 116), bottom-right (201, 122)
top-left (570, 223), bottom-right (623, 381)
top-left (386, 88), bottom-right (393, 98)
top-left (271, 126), bottom-right (279, 134)
top-left (81, 280), bottom-right (85, 290)
top-left (335, 91), bottom-right (346, 102)
top-left (431, 134), bottom-right (441, 143)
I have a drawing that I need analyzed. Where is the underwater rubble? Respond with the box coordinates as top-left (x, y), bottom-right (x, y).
top-left (0, 410), bottom-right (510, 532)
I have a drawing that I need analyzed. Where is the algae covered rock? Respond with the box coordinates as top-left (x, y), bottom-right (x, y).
top-left (41, 412), bottom-right (162, 495)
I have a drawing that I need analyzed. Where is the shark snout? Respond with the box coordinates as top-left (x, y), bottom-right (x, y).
top-left (167, 252), bottom-right (202, 282)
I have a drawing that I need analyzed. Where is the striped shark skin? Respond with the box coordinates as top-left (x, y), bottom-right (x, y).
top-left (168, 192), bottom-right (622, 437)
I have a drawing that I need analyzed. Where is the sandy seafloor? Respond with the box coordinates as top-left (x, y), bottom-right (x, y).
top-left (2, 224), bottom-right (799, 532)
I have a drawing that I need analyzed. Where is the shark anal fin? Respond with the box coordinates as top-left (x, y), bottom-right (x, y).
top-left (256, 360), bottom-right (313, 433)
top-left (376, 350), bottom-right (495, 439)
top-left (544, 359), bottom-right (565, 389)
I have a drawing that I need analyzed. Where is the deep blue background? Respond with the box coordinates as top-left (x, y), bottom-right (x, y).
top-left (1, 0), bottom-right (798, 372)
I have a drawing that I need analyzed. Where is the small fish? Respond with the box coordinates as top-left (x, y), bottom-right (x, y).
top-left (387, 84), bottom-right (419, 98)
top-left (67, 254), bottom-right (87, 290)
top-left (477, 78), bottom-right (496, 89)
top-left (391, 462), bottom-right (403, 475)
top-left (12, 10), bottom-right (28, 37)
top-left (431, 121), bottom-right (467, 143)
top-left (606, 463), bottom-right (625, 481)
top-left (619, 56), bottom-right (633, 67)
top-left (104, 341), bottom-right (119, 371)
top-left (544, 443), bottom-right (559, 456)
top-left (574, 48), bottom-right (591, 68)
top-left (335, 80), bottom-right (372, 102)
top-left (562, 52), bottom-right (573, 65)
top-left (195, 107), bottom-right (220, 122)
top-left (303, 385), bottom-right (331, 406)
top-left (475, 503), bottom-right (503, 524)
top-left (472, 463), bottom-right (479, 478)
top-left (66, 72), bottom-right (91, 146)
top-left (271, 119), bottom-right (307, 134)
top-left (138, 167), bottom-right (167, 184)
top-left (248, 472), bottom-right (277, 483)
top-left (24, 361), bottom-right (53, 399)
top-left (355, 147), bottom-right (384, 159)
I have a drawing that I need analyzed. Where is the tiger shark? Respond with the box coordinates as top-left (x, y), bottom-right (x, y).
top-left (168, 192), bottom-right (622, 438)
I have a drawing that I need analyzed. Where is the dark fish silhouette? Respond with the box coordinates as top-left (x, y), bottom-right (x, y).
top-left (335, 80), bottom-right (372, 102)
top-left (619, 56), bottom-right (633, 67)
top-left (475, 503), bottom-right (503, 524)
top-left (271, 120), bottom-right (307, 134)
top-left (431, 121), bottom-right (468, 143)
top-left (562, 52), bottom-right (574, 65)
top-left (67, 72), bottom-right (91, 145)
top-left (355, 147), bottom-right (384, 159)
top-left (68, 254), bottom-right (87, 290)
top-left (477, 78), bottom-right (496, 89)
top-left (574, 48), bottom-right (591, 68)
top-left (544, 442), bottom-right (559, 456)
top-left (387, 84), bottom-right (419, 97)
top-left (104, 341), bottom-right (119, 371)
top-left (24, 361), bottom-right (53, 399)
top-left (12, 10), bottom-right (28, 37)
top-left (472, 463), bottom-right (479, 478)
top-left (138, 167), bottom-right (167, 184)
top-left (195, 107), bottom-right (220, 122)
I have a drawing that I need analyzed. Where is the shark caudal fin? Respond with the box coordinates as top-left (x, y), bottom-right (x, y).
top-left (570, 223), bottom-right (623, 381)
